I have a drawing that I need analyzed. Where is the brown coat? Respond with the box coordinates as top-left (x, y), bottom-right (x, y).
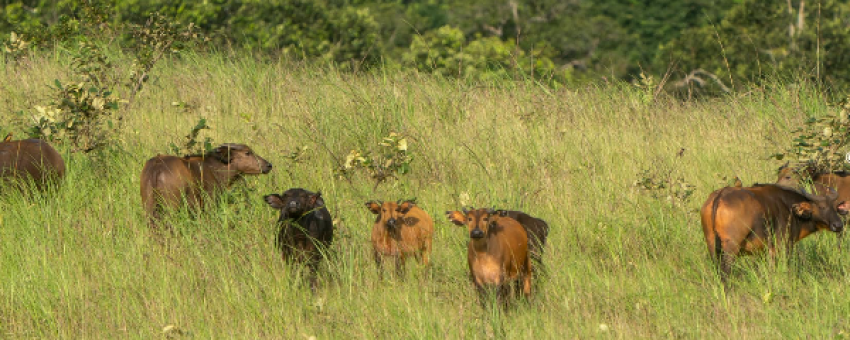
top-left (700, 184), bottom-right (849, 283)
top-left (366, 199), bottom-right (434, 276)
top-left (0, 138), bottom-right (65, 190)
top-left (776, 163), bottom-right (850, 243)
top-left (447, 208), bottom-right (531, 303)
top-left (494, 210), bottom-right (548, 267)
top-left (140, 143), bottom-right (272, 222)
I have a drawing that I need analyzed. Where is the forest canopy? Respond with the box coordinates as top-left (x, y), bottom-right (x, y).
top-left (2, 0), bottom-right (847, 93)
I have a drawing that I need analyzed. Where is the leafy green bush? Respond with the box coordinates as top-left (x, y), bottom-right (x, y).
top-left (168, 118), bottom-right (214, 157)
top-left (402, 25), bottom-right (560, 82)
top-left (24, 80), bottom-right (120, 153)
top-left (2, 31), bottom-right (29, 62)
top-left (337, 132), bottom-right (412, 190)
top-left (771, 97), bottom-right (850, 174)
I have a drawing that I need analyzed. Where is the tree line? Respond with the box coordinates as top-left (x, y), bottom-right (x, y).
top-left (2, 0), bottom-right (849, 93)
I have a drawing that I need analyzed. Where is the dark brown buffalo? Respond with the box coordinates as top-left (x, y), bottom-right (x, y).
top-left (447, 208), bottom-right (532, 305)
top-left (140, 143), bottom-right (272, 223)
top-left (366, 199), bottom-right (434, 277)
top-left (265, 188), bottom-right (334, 292)
top-left (0, 136), bottom-right (65, 190)
top-left (776, 163), bottom-right (850, 244)
top-left (700, 184), bottom-right (849, 284)
top-left (494, 210), bottom-right (549, 269)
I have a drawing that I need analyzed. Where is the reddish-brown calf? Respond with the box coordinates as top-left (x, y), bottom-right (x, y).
top-left (447, 208), bottom-right (531, 304)
top-left (366, 199), bottom-right (434, 277)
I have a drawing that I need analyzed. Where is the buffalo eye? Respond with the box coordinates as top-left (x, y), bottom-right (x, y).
top-left (246, 151), bottom-right (253, 156)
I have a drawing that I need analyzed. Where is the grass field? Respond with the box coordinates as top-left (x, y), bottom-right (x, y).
top-left (2, 51), bottom-right (849, 339)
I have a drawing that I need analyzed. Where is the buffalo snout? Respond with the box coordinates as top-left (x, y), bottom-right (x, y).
top-left (470, 228), bottom-right (485, 239)
top-left (262, 162), bottom-right (273, 174)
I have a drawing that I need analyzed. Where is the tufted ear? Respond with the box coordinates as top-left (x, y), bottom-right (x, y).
top-left (309, 191), bottom-right (325, 207)
top-left (446, 211), bottom-right (466, 226)
top-left (366, 200), bottom-right (382, 214)
top-left (264, 194), bottom-right (285, 209)
top-left (397, 200), bottom-right (416, 214)
top-left (792, 202), bottom-right (813, 220)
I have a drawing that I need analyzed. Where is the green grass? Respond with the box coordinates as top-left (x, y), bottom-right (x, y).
top-left (1, 52), bottom-right (849, 339)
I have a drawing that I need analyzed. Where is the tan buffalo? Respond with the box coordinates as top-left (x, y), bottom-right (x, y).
top-left (366, 199), bottom-right (434, 277)
top-left (140, 143), bottom-right (272, 223)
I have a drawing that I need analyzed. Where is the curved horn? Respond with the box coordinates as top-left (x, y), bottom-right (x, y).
top-left (462, 207), bottom-right (471, 214)
top-left (827, 187), bottom-right (839, 201)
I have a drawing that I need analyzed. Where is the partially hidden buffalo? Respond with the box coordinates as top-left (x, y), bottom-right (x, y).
top-left (776, 162), bottom-right (850, 245)
top-left (366, 199), bottom-right (434, 277)
top-left (265, 188), bottom-right (334, 292)
top-left (494, 210), bottom-right (549, 269)
top-left (447, 207), bottom-right (532, 304)
top-left (0, 135), bottom-right (65, 190)
top-left (700, 183), bottom-right (849, 284)
top-left (140, 143), bottom-right (272, 223)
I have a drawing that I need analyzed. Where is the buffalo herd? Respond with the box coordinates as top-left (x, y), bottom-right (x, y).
top-left (1, 137), bottom-right (548, 305)
top-left (5, 135), bottom-right (849, 301)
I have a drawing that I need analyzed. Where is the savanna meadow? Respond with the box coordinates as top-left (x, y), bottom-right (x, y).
top-left (4, 1), bottom-right (850, 339)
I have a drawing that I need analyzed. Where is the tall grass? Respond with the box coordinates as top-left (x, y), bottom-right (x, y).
top-left (1, 51), bottom-right (847, 339)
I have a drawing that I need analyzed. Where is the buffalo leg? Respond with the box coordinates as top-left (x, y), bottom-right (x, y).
top-left (718, 241), bottom-right (738, 286)
top-left (373, 251), bottom-right (385, 279)
top-left (395, 255), bottom-right (406, 279)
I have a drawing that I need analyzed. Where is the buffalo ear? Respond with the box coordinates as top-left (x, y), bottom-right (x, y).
top-left (792, 202), bottom-right (813, 220)
top-left (397, 200), bottom-right (415, 214)
top-left (309, 191), bottom-right (325, 207)
top-left (838, 201), bottom-right (850, 216)
top-left (211, 144), bottom-right (234, 164)
top-left (446, 211), bottom-right (466, 226)
top-left (366, 201), bottom-right (381, 214)
top-left (264, 194), bottom-right (285, 209)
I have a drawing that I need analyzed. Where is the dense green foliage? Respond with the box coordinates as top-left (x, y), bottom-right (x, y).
top-left (4, 0), bottom-right (850, 90)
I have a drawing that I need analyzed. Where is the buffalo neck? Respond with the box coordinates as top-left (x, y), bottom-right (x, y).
top-left (191, 156), bottom-right (241, 188)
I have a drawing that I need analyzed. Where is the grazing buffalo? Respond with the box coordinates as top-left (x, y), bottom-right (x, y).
top-left (0, 136), bottom-right (65, 190)
top-left (776, 163), bottom-right (850, 245)
top-left (140, 143), bottom-right (272, 223)
top-left (265, 188), bottom-right (334, 292)
top-left (366, 199), bottom-right (434, 277)
top-left (447, 208), bottom-right (532, 305)
top-left (700, 184), bottom-right (849, 284)
top-left (494, 210), bottom-right (549, 269)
